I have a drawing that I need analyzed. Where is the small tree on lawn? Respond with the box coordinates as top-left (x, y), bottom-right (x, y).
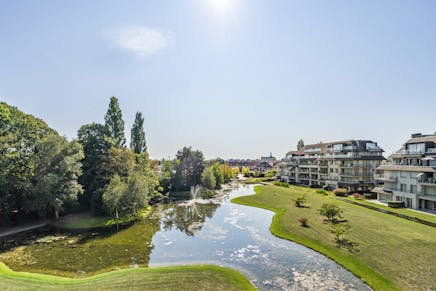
top-left (329, 223), bottom-right (350, 242)
top-left (294, 196), bottom-right (306, 208)
top-left (319, 203), bottom-right (343, 223)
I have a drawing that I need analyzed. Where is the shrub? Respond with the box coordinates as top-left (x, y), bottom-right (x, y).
top-left (319, 203), bottom-right (343, 223)
top-left (333, 188), bottom-right (348, 197)
top-left (388, 201), bottom-right (405, 208)
top-left (316, 189), bottom-right (327, 195)
top-left (352, 193), bottom-right (362, 199)
top-left (298, 217), bottom-right (308, 227)
top-left (273, 181), bottom-right (289, 188)
top-left (294, 196), bottom-right (306, 208)
top-left (329, 223), bottom-right (350, 242)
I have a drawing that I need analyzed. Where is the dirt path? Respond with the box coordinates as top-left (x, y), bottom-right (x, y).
top-left (0, 221), bottom-right (48, 238)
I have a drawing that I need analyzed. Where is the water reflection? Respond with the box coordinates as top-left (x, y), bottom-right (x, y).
top-left (161, 202), bottom-right (220, 236)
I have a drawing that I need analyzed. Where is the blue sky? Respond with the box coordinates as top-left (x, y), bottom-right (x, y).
top-left (1, 0), bottom-right (435, 159)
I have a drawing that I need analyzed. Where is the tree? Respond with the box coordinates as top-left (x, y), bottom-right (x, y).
top-left (104, 96), bottom-right (126, 148)
top-left (174, 147), bottom-right (205, 191)
top-left (108, 147), bottom-right (135, 178)
top-left (133, 152), bottom-right (160, 203)
top-left (219, 164), bottom-right (232, 182)
top-left (26, 135), bottom-right (84, 219)
top-left (294, 196), bottom-right (306, 208)
top-left (329, 223), bottom-right (350, 242)
top-left (130, 111), bottom-right (147, 154)
top-left (319, 203), bottom-right (343, 223)
top-left (77, 123), bottom-right (114, 212)
top-left (124, 171), bottom-right (151, 214)
top-left (0, 102), bottom-right (57, 222)
top-left (212, 162), bottom-right (224, 188)
top-left (102, 175), bottom-right (126, 219)
top-left (201, 167), bottom-right (216, 190)
top-left (231, 167), bottom-right (240, 178)
top-left (297, 139), bottom-right (304, 150)
top-left (241, 166), bottom-right (250, 177)
top-left (159, 159), bottom-right (177, 192)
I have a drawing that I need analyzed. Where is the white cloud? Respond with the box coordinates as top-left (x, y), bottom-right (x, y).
top-left (110, 26), bottom-right (173, 57)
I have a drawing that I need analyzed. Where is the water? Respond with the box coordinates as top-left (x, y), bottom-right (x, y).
top-left (0, 184), bottom-right (370, 290)
top-left (149, 184), bottom-right (369, 290)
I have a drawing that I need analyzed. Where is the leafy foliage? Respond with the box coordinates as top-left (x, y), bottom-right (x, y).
top-left (0, 102), bottom-right (59, 221)
top-left (130, 111), bottom-right (147, 154)
top-left (294, 196), bottom-right (306, 208)
top-left (104, 96), bottom-right (126, 148)
top-left (319, 203), bottom-right (344, 223)
top-left (201, 167), bottom-right (216, 190)
top-left (25, 135), bottom-right (84, 218)
top-left (173, 147), bottom-right (205, 191)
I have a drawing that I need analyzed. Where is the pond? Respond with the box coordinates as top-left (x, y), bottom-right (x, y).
top-left (0, 184), bottom-right (369, 290)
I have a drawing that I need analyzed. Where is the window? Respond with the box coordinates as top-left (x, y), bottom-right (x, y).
top-left (333, 144), bottom-right (343, 151)
top-left (410, 185), bottom-right (417, 193)
top-left (400, 184), bottom-right (407, 192)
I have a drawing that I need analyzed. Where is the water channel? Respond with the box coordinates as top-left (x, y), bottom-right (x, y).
top-left (0, 184), bottom-right (369, 290)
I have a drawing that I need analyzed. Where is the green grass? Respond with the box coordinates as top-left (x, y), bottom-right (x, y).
top-left (232, 185), bottom-right (436, 291)
top-left (53, 207), bottom-right (151, 230)
top-left (242, 177), bottom-right (274, 184)
top-left (0, 262), bottom-right (256, 291)
top-left (341, 197), bottom-right (436, 224)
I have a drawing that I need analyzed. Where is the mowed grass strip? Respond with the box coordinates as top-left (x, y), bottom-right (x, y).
top-left (341, 197), bottom-right (436, 224)
top-left (0, 262), bottom-right (256, 291)
top-left (232, 185), bottom-right (436, 291)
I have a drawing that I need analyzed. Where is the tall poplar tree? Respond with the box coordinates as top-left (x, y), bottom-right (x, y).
top-left (130, 111), bottom-right (147, 154)
top-left (104, 97), bottom-right (126, 148)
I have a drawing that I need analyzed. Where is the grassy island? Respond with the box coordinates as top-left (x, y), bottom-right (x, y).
top-left (232, 185), bottom-right (436, 291)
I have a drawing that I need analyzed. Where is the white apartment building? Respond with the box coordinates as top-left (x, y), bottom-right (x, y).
top-left (279, 140), bottom-right (385, 192)
top-left (373, 133), bottom-right (436, 211)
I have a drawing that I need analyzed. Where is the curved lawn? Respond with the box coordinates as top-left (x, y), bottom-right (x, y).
top-left (232, 185), bottom-right (436, 291)
top-left (0, 262), bottom-right (256, 291)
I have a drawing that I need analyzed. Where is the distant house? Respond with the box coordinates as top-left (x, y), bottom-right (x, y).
top-left (255, 161), bottom-right (273, 173)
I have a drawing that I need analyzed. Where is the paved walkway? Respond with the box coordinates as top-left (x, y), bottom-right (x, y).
top-left (0, 221), bottom-right (48, 238)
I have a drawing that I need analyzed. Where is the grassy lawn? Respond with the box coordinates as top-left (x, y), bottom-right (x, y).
top-left (232, 185), bottom-right (436, 291)
top-left (342, 197), bottom-right (436, 224)
top-left (0, 262), bottom-right (255, 291)
top-left (53, 207), bottom-right (151, 230)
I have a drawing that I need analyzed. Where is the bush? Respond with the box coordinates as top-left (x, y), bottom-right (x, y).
top-left (298, 217), bottom-right (308, 227)
top-left (294, 196), bottom-right (306, 208)
top-left (352, 193), bottom-right (362, 199)
top-left (316, 189), bottom-right (327, 195)
top-left (333, 188), bottom-right (348, 197)
top-left (273, 181), bottom-right (289, 188)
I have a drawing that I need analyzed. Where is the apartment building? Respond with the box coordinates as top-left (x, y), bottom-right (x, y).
top-left (279, 140), bottom-right (385, 192)
top-left (373, 133), bottom-right (436, 211)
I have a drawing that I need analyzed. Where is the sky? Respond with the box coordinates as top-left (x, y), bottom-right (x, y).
top-left (1, 0), bottom-right (435, 159)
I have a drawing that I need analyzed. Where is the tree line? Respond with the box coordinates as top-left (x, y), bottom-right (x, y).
top-left (0, 98), bottom-right (238, 225)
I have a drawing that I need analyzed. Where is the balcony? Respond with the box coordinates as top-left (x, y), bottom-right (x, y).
top-left (380, 176), bottom-right (398, 182)
top-left (427, 148), bottom-right (436, 154)
top-left (419, 178), bottom-right (436, 186)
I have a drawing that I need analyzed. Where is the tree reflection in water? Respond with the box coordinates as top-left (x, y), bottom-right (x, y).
top-left (161, 202), bottom-right (220, 236)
